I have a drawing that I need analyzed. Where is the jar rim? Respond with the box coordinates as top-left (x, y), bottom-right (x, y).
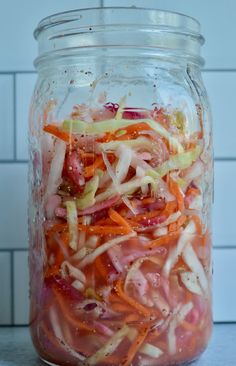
top-left (34, 6), bottom-right (203, 41)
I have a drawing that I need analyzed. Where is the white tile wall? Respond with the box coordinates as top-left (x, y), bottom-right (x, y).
top-left (0, 0), bottom-right (101, 71)
top-left (0, 1), bottom-right (235, 324)
top-left (213, 249), bottom-right (236, 322)
top-left (0, 75), bottom-right (14, 160)
top-left (0, 253), bottom-right (12, 324)
top-left (13, 251), bottom-right (29, 325)
top-left (104, 0), bottom-right (236, 69)
top-left (203, 72), bottom-right (236, 158)
top-left (0, 164), bottom-right (28, 249)
top-left (214, 162), bottom-right (236, 247)
top-left (16, 73), bottom-right (37, 160)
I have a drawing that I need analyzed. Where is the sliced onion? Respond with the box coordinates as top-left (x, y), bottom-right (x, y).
top-left (153, 227), bottom-right (168, 238)
top-left (151, 290), bottom-right (170, 317)
top-left (140, 343), bottom-right (163, 358)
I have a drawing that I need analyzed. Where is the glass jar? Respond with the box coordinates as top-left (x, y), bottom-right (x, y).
top-left (29, 7), bottom-right (213, 366)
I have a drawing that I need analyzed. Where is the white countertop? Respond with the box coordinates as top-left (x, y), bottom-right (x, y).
top-left (0, 324), bottom-right (234, 365)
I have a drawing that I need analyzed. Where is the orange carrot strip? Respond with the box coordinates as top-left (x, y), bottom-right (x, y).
top-left (162, 201), bottom-right (177, 216)
top-left (124, 313), bottom-right (141, 323)
top-left (169, 215), bottom-right (187, 232)
top-left (78, 225), bottom-right (131, 236)
top-left (111, 302), bottom-right (134, 313)
top-left (169, 178), bottom-right (185, 212)
top-left (114, 279), bottom-right (152, 317)
top-left (84, 156), bottom-right (104, 178)
top-left (108, 208), bottom-right (132, 231)
top-left (146, 230), bottom-right (180, 249)
top-left (43, 124), bottom-right (70, 143)
top-left (95, 255), bottom-right (108, 281)
top-left (116, 122), bottom-right (152, 135)
top-left (52, 286), bottom-right (94, 332)
top-left (131, 210), bottom-right (163, 223)
top-left (191, 215), bottom-right (202, 235)
top-left (122, 325), bottom-right (149, 366)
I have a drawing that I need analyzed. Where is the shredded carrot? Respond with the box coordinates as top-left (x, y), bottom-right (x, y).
top-left (181, 319), bottom-right (197, 332)
top-left (169, 215), bottom-right (187, 232)
top-left (131, 209), bottom-right (163, 223)
top-left (169, 178), bottom-right (185, 212)
top-left (52, 286), bottom-right (94, 332)
top-left (78, 225), bottom-right (131, 236)
top-left (114, 279), bottom-right (152, 317)
top-left (95, 254), bottom-right (108, 281)
top-left (84, 156), bottom-right (104, 178)
top-left (110, 302), bottom-right (133, 313)
top-left (124, 313), bottom-right (141, 323)
top-left (116, 122), bottom-right (152, 136)
top-left (122, 325), bottom-right (149, 366)
top-left (191, 215), bottom-right (202, 235)
top-left (108, 208), bottom-right (132, 231)
top-left (146, 230), bottom-right (180, 249)
top-left (43, 124), bottom-right (70, 143)
top-left (162, 200), bottom-right (177, 216)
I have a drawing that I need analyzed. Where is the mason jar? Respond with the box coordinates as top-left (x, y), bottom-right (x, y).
top-left (29, 7), bottom-right (213, 366)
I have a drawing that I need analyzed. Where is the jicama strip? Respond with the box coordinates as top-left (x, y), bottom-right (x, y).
top-left (162, 220), bottom-right (196, 277)
top-left (122, 326), bottom-right (149, 366)
top-left (45, 139), bottom-right (66, 199)
top-left (95, 176), bottom-right (157, 203)
top-left (78, 232), bottom-right (136, 268)
top-left (49, 308), bottom-right (86, 362)
top-left (182, 244), bottom-right (208, 293)
top-left (61, 261), bottom-right (86, 284)
top-left (101, 150), bottom-right (137, 214)
top-left (86, 324), bottom-right (130, 365)
top-left (168, 302), bottom-right (193, 355)
top-left (115, 144), bottom-right (133, 182)
top-left (65, 201), bottom-right (78, 251)
top-left (62, 118), bottom-right (184, 152)
top-left (180, 271), bottom-right (203, 296)
top-left (127, 328), bottom-right (163, 359)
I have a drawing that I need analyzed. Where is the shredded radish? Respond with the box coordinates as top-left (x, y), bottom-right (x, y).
top-left (45, 194), bottom-right (61, 219)
top-left (78, 232), bottom-right (136, 269)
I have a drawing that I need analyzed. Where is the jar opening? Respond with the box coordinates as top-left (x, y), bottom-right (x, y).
top-left (34, 7), bottom-right (204, 67)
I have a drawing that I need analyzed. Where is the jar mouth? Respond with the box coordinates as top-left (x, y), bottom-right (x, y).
top-left (35, 7), bottom-right (202, 39)
top-left (34, 7), bottom-right (204, 66)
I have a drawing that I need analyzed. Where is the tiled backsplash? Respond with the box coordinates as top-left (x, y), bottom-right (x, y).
top-left (1, 0), bottom-right (236, 325)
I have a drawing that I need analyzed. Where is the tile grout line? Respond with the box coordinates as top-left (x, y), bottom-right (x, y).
top-left (13, 74), bottom-right (17, 160)
top-left (10, 251), bottom-right (14, 325)
top-left (100, 0), bottom-right (104, 7)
